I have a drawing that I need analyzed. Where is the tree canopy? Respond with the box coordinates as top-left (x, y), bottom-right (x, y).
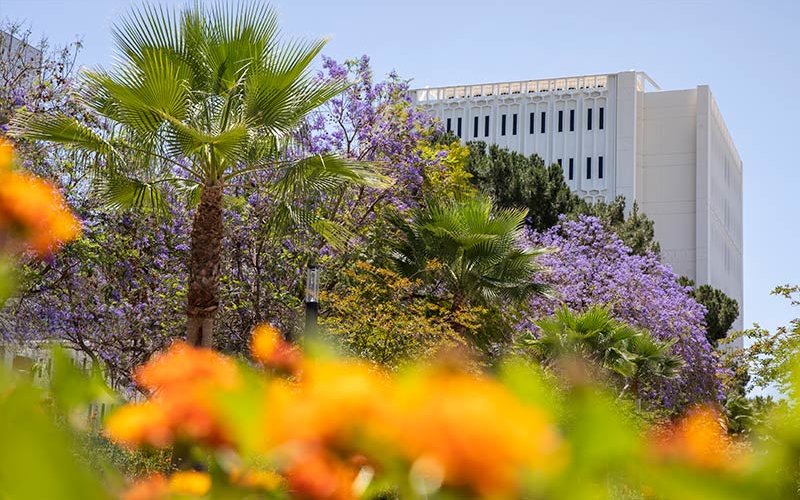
top-left (680, 277), bottom-right (740, 345)
top-left (465, 141), bottom-right (661, 255)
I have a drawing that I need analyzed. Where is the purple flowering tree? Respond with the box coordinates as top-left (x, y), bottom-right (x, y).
top-left (302, 55), bottom-right (443, 211)
top-left (521, 215), bottom-right (721, 409)
top-left (5, 198), bottom-right (190, 388)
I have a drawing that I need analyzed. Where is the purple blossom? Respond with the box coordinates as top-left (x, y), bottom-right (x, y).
top-left (521, 215), bottom-right (722, 409)
top-left (302, 55), bottom-right (442, 211)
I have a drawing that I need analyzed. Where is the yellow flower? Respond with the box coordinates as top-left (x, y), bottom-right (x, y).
top-left (168, 471), bottom-right (211, 496)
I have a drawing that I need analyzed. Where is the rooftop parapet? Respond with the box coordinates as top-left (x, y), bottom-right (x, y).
top-left (412, 72), bottom-right (660, 103)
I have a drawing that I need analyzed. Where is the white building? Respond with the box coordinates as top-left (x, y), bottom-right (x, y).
top-left (0, 30), bottom-right (43, 81)
top-left (413, 71), bottom-right (743, 330)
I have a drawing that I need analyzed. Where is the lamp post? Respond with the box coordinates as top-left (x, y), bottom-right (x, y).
top-left (304, 263), bottom-right (320, 337)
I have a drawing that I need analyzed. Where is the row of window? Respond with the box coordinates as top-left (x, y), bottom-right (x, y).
top-left (557, 156), bottom-right (604, 181)
top-left (445, 107), bottom-right (605, 138)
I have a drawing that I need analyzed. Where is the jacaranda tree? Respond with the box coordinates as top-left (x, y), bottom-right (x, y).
top-left (522, 215), bottom-right (721, 410)
top-left (12, 2), bottom-right (374, 347)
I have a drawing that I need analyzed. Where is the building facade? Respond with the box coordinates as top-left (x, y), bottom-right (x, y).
top-left (412, 71), bottom-right (743, 330)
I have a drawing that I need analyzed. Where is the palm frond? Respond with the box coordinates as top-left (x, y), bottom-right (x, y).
top-left (529, 306), bottom-right (684, 384)
top-left (112, 3), bottom-right (183, 65)
top-left (271, 154), bottom-right (388, 198)
top-left (269, 203), bottom-right (354, 250)
top-left (389, 194), bottom-right (550, 306)
top-left (95, 173), bottom-right (169, 214)
top-left (8, 112), bottom-right (113, 154)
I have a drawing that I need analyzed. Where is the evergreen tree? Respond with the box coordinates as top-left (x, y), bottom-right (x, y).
top-left (465, 142), bottom-right (661, 255)
top-left (580, 197), bottom-right (661, 255)
top-left (466, 142), bottom-right (583, 230)
top-left (679, 277), bottom-right (740, 345)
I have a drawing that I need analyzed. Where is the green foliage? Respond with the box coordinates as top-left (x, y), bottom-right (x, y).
top-left (48, 346), bottom-right (119, 428)
top-left (465, 143), bottom-right (661, 255)
top-left (680, 277), bottom-right (740, 345)
top-left (388, 193), bottom-right (551, 310)
top-left (724, 393), bottom-right (758, 434)
top-left (419, 139), bottom-right (474, 200)
top-left (320, 262), bottom-right (468, 368)
top-left (578, 197), bottom-right (661, 256)
top-left (76, 433), bottom-right (171, 480)
top-left (521, 306), bottom-right (682, 398)
top-left (0, 362), bottom-right (111, 499)
top-left (722, 285), bottom-right (800, 397)
top-left (466, 142), bottom-right (582, 231)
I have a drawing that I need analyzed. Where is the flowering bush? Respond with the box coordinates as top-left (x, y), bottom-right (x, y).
top-left (9, 321), bottom-right (800, 500)
top-left (104, 329), bottom-right (564, 499)
top-left (304, 55), bottom-right (443, 209)
top-left (85, 327), bottom-right (800, 500)
top-left (521, 216), bottom-right (720, 409)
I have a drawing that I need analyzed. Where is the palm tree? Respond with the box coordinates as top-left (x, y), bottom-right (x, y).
top-left (388, 194), bottom-right (551, 314)
top-left (524, 306), bottom-right (682, 397)
top-left (11, 2), bottom-right (377, 347)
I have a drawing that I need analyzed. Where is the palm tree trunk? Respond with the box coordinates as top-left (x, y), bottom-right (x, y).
top-left (186, 180), bottom-right (224, 348)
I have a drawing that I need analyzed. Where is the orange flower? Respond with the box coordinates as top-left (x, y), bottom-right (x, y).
top-left (107, 342), bottom-right (242, 448)
top-left (230, 469), bottom-right (284, 491)
top-left (122, 474), bottom-right (168, 500)
top-left (390, 371), bottom-right (563, 497)
top-left (0, 140), bottom-right (13, 171)
top-left (0, 166), bottom-right (80, 255)
top-left (105, 402), bottom-right (172, 448)
top-left (284, 448), bottom-right (359, 500)
top-left (135, 341), bottom-right (239, 395)
top-left (651, 405), bottom-right (742, 470)
top-left (264, 360), bottom-right (389, 448)
top-left (251, 324), bottom-right (301, 373)
top-left (121, 472), bottom-right (210, 500)
top-left (168, 471), bottom-right (211, 496)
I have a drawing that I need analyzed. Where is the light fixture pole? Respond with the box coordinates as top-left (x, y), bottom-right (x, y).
top-left (304, 263), bottom-right (320, 337)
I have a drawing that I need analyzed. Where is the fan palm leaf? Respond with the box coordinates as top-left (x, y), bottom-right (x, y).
top-left (525, 306), bottom-right (683, 389)
top-left (389, 194), bottom-right (551, 309)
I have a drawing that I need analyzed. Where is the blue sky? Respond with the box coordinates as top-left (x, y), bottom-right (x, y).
top-left (1, 0), bottom-right (798, 332)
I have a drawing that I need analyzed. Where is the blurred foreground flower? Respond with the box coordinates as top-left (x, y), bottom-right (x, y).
top-left (122, 471), bottom-right (210, 500)
top-left (651, 405), bottom-right (744, 470)
top-left (251, 323), bottom-right (302, 373)
top-left (392, 371), bottom-right (564, 496)
top-left (0, 139), bottom-right (80, 255)
top-left (107, 341), bottom-right (240, 448)
top-left (107, 325), bottom-right (565, 498)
